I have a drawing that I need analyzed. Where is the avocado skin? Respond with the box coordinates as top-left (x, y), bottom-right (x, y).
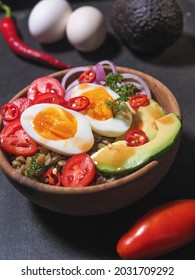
top-left (110, 0), bottom-right (183, 53)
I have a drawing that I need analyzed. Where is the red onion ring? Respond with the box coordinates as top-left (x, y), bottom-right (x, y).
top-left (60, 61), bottom-right (151, 101)
top-left (93, 63), bottom-right (106, 83)
top-left (61, 66), bottom-right (90, 90)
top-left (93, 60), bottom-right (117, 85)
top-left (98, 60), bottom-right (117, 73)
top-left (121, 73), bottom-right (151, 98)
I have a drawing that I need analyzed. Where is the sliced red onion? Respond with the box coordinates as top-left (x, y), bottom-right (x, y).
top-left (66, 79), bottom-right (79, 92)
top-left (98, 60), bottom-right (117, 73)
top-left (93, 60), bottom-right (117, 85)
top-left (61, 66), bottom-right (90, 90)
top-left (60, 62), bottom-right (151, 102)
top-left (121, 73), bottom-right (151, 98)
top-left (65, 85), bottom-right (75, 101)
top-left (93, 63), bottom-right (106, 83)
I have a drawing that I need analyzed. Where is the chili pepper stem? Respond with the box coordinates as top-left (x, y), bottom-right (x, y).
top-left (0, 2), bottom-right (11, 17)
top-left (0, 1), bottom-right (71, 69)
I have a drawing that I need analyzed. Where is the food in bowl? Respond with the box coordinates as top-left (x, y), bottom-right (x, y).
top-left (0, 60), bottom-right (181, 189)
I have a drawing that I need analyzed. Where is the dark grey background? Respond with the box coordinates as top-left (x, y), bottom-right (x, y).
top-left (0, 0), bottom-right (195, 260)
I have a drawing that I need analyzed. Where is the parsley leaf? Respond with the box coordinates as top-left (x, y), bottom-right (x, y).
top-left (105, 72), bottom-right (123, 91)
top-left (105, 72), bottom-right (139, 115)
top-left (26, 153), bottom-right (48, 179)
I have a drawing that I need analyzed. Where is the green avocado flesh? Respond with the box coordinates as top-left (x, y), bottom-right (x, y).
top-left (91, 113), bottom-right (181, 174)
top-left (127, 99), bottom-right (165, 141)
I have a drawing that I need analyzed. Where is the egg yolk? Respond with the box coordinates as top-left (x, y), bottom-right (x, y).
top-left (81, 87), bottom-right (114, 120)
top-left (33, 107), bottom-right (78, 140)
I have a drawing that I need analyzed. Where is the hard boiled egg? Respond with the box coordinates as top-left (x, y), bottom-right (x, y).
top-left (28, 0), bottom-right (72, 43)
top-left (66, 6), bottom-right (107, 52)
top-left (20, 104), bottom-right (94, 155)
top-left (70, 83), bottom-right (132, 137)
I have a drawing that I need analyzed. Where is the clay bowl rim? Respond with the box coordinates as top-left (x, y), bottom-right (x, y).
top-left (0, 66), bottom-right (181, 196)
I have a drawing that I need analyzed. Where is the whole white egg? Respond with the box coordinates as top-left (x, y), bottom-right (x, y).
top-left (20, 104), bottom-right (94, 155)
top-left (70, 83), bottom-right (132, 137)
top-left (66, 6), bottom-right (107, 52)
top-left (28, 0), bottom-right (72, 43)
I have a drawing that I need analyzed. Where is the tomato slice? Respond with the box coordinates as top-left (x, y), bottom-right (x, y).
top-left (27, 76), bottom-right (65, 100)
top-left (31, 92), bottom-right (67, 107)
top-left (11, 97), bottom-right (32, 113)
top-left (129, 94), bottom-right (149, 108)
top-left (0, 119), bottom-right (38, 156)
top-left (61, 153), bottom-right (95, 187)
top-left (78, 69), bottom-right (96, 83)
top-left (125, 129), bottom-right (147, 147)
top-left (1, 103), bottom-right (20, 122)
top-left (67, 96), bottom-right (90, 111)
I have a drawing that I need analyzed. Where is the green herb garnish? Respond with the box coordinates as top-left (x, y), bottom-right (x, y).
top-left (105, 72), bottom-right (139, 115)
top-left (26, 153), bottom-right (48, 179)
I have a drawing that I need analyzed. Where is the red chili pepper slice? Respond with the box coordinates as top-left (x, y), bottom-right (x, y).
top-left (78, 69), bottom-right (96, 83)
top-left (129, 94), bottom-right (149, 108)
top-left (67, 96), bottom-right (90, 111)
top-left (41, 168), bottom-right (61, 186)
top-left (125, 129), bottom-right (147, 147)
top-left (1, 103), bottom-right (20, 122)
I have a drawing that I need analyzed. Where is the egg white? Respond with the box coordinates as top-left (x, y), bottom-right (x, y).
top-left (70, 83), bottom-right (132, 137)
top-left (20, 103), bottom-right (94, 155)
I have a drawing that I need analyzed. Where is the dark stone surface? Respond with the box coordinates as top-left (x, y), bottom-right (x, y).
top-left (0, 0), bottom-right (195, 260)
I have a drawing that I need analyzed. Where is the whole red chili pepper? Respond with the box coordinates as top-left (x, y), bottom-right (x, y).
top-left (0, 2), bottom-right (71, 69)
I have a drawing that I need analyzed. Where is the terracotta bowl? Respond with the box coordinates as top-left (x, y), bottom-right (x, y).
top-left (0, 66), bottom-right (181, 215)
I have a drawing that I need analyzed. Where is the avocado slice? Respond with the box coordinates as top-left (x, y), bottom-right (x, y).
top-left (91, 113), bottom-right (181, 174)
top-left (117, 99), bottom-right (165, 141)
top-left (131, 99), bottom-right (165, 141)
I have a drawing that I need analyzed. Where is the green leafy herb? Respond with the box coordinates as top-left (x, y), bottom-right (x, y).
top-left (26, 153), bottom-right (48, 179)
top-left (105, 72), bottom-right (123, 91)
top-left (105, 72), bottom-right (139, 115)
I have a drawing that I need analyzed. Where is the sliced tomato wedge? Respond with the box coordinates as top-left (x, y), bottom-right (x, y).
top-left (11, 97), bottom-right (32, 113)
top-left (0, 119), bottom-right (38, 156)
top-left (67, 96), bottom-right (90, 111)
top-left (61, 153), bottom-right (95, 187)
top-left (1, 103), bottom-right (20, 122)
top-left (31, 92), bottom-right (67, 107)
top-left (125, 129), bottom-right (147, 147)
top-left (129, 94), bottom-right (149, 108)
top-left (78, 69), bottom-right (96, 83)
top-left (27, 76), bottom-right (65, 100)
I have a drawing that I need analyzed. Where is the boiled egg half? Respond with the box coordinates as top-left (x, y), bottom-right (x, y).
top-left (70, 83), bottom-right (132, 137)
top-left (20, 104), bottom-right (94, 155)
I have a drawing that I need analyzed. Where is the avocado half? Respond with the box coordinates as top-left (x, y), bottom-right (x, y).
top-left (110, 0), bottom-right (183, 53)
top-left (91, 110), bottom-right (181, 174)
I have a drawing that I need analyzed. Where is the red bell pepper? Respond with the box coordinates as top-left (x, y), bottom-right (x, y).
top-left (117, 199), bottom-right (195, 259)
